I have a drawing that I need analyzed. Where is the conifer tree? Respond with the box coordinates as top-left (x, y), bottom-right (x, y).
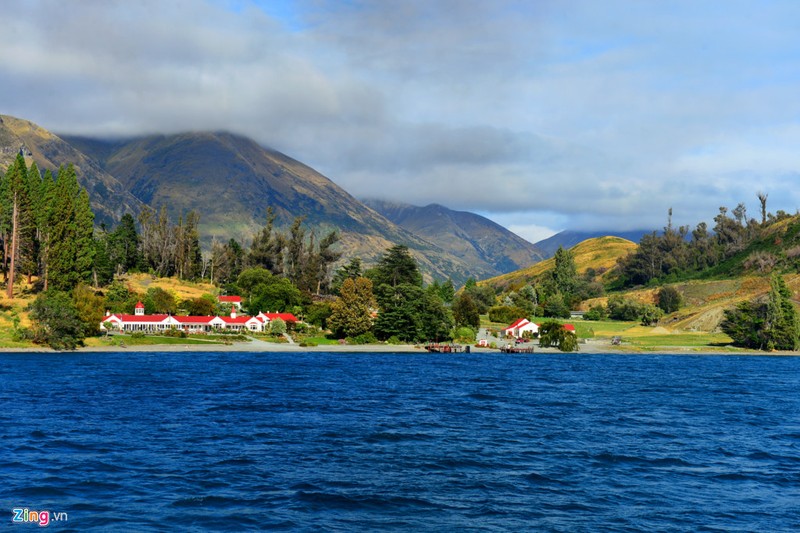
top-left (108, 213), bottom-right (140, 275)
top-left (47, 164), bottom-right (95, 290)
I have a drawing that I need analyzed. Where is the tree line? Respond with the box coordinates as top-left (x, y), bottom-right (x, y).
top-left (1, 154), bottom-right (94, 295)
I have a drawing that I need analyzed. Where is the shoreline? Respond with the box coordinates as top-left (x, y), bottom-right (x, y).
top-left (0, 337), bottom-right (796, 356)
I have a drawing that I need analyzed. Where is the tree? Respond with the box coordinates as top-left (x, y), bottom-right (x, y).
top-left (657, 286), bottom-right (682, 314)
top-left (47, 165), bottom-right (95, 291)
top-left (453, 292), bottom-right (480, 329)
top-left (108, 213), bottom-right (140, 275)
top-left (29, 290), bottom-right (85, 350)
top-left (332, 257), bottom-right (363, 294)
top-left (552, 246), bottom-right (577, 296)
top-left (487, 305), bottom-right (527, 325)
top-left (248, 208), bottom-right (284, 275)
top-left (370, 245), bottom-right (423, 288)
top-left (639, 304), bottom-right (663, 326)
top-left (269, 317), bottom-right (287, 335)
top-left (721, 274), bottom-right (800, 351)
top-left (144, 287), bottom-right (177, 314)
top-left (543, 293), bottom-right (571, 318)
top-left (538, 320), bottom-right (578, 352)
top-left (607, 295), bottom-right (645, 321)
top-left (249, 277), bottom-right (304, 313)
top-left (182, 296), bottom-right (216, 316)
top-left (72, 283), bottom-right (105, 337)
top-left (757, 192), bottom-right (768, 225)
top-left (463, 282), bottom-right (496, 314)
top-left (329, 277), bottom-right (375, 338)
top-left (305, 302), bottom-right (332, 329)
top-left (428, 279), bottom-right (455, 304)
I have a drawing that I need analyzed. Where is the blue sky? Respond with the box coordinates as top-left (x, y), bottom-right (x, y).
top-left (3, 0), bottom-right (800, 242)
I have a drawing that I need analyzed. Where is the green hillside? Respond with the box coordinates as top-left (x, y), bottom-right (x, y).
top-left (480, 236), bottom-right (637, 292)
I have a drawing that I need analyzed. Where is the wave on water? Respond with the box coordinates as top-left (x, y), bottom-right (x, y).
top-left (2, 351), bottom-right (799, 531)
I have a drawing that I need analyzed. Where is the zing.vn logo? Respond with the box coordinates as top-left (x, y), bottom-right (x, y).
top-left (12, 508), bottom-right (68, 527)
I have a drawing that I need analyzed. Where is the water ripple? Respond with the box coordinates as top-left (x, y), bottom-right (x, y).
top-left (2, 351), bottom-right (799, 531)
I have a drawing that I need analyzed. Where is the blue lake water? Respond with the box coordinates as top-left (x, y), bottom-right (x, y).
top-left (1, 351), bottom-right (799, 531)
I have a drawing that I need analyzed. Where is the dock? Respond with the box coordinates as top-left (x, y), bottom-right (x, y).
top-left (424, 343), bottom-right (467, 353)
top-left (499, 345), bottom-right (535, 353)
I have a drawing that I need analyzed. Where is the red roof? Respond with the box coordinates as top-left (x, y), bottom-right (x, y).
top-left (107, 314), bottom-right (170, 323)
top-left (564, 324), bottom-right (576, 332)
top-left (218, 296), bottom-right (242, 303)
top-left (178, 315), bottom-right (215, 324)
top-left (219, 315), bottom-right (255, 325)
top-left (264, 312), bottom-right (298, 323)
top-left (505, 318), bottom-right (529, 330)
top-left (135, 301), bottom-right (145, 309)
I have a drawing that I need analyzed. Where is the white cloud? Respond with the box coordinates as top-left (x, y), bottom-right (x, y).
top-left (2, 0), bottom-right (800, 233)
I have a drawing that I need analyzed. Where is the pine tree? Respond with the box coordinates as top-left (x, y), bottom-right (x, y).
top-left (47, 164), bottom-right (95, 291)
top-left (37, 169), bottom-right (55, 288)
top-left (109, 213), bottom-right (140, 275)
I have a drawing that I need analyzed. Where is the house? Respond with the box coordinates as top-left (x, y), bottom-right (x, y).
top-left (503, 318), bottom-right (539, 338)
top-left (217, 295), bottom-right (243, 311)
top-left (101, 301), bottom-right (298, 334)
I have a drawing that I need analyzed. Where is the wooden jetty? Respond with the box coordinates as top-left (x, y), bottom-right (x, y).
top-left (499, 345), bottom-right (535, 354)
top-left (424, 343), bottom-right (466, 353)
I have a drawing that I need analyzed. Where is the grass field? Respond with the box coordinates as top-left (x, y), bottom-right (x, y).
top-left (85, 335), bottom-right (228, 348)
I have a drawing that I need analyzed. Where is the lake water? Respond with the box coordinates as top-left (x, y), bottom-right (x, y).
top-left (1, 351), bottom-right (799, 531)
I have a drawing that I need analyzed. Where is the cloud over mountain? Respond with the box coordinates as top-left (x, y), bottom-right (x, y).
top-left (4, 0), bottom-right (800, 240)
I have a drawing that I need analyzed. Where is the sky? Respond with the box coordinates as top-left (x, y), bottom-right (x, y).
top-left (3, 0), bottom-right (800, 243)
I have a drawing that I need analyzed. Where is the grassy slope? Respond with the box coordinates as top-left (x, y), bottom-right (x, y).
top-left (480, 236), bottom-right (637, 292)
top-left (0, 274), bottom-right (219, 348)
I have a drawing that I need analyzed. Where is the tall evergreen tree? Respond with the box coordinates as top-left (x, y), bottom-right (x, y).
top-left (47, 164), bottom-right (95, 291)
top-left (370, 245), bottom-right (423, 288)
top-left (108, 213), bottom-right (140, 275)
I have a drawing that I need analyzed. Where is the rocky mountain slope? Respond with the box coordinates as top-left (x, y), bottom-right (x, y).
top-left (364, 199), bottom-right (545, 278)
top-left (0, 115), bottom-right (143, 226)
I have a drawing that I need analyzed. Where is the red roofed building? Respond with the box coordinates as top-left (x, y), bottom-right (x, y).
top-left (101, 295), bottom-right (300, 334)
top-left (217, 295), bottom-right (242, 310)
top-left (503, 318), bottom-right (539, 338)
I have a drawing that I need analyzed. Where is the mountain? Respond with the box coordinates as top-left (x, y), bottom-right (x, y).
top-left (0, 115), bottom-right (143, 227)
top-left (58, 130), bottom-right (504, 284)
top-left (363, 199), bottom-right (546, 277)
top-left (535, 229), bottom-right (649, 258)
top-left (480, 236), bottom-right (638, 292)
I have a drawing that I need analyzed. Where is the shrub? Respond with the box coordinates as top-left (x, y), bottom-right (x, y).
top-left (347, 332), bottom-right (378, 345)
top-left (656, 286), bottom-right (682, 314)
top-left (583, 304), bottom-right (607, 321)
top-left (607, 295), bottom-right (644, 321)
top-left (454, 327), bottom-right (476, 343)
top-left (270, 318), bottom-right (287, 335)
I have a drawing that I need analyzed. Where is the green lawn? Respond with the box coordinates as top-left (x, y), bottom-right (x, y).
top-left (88, 335), bottom-right (226, 347)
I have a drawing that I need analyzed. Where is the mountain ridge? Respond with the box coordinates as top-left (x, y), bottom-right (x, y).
top-left (0, 115), bottom-right (144, 227)
top-left (363, 198), bottom-right (546, 277)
